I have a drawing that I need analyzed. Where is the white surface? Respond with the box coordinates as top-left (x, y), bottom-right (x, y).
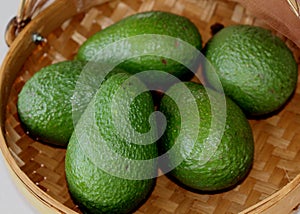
top-left (0, 0), bottom-right (38, 213)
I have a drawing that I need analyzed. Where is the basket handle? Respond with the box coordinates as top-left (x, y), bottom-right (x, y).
top-left (5, 0), bottom-right (54, 47)
top-left (287, 0), bottom-right (300, 17)
top-left (4, 0), bottom-right (108, 47)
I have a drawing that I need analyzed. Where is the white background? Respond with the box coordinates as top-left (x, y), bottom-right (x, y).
top-left (0, 0), bottom-right (38, 213)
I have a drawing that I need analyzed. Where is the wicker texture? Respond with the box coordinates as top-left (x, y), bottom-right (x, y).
top-left (4, 0), bottom-right (300, 213)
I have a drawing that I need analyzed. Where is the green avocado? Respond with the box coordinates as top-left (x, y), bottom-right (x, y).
top-left (203, 25), bottom-right (298, 116)
top-left (17, 60), bottom-right (127, 147)
top-left (76, 11), bottom-right (202, 84)
top-left (65, 72), bottom-right (158, 213)
top-left (158, 81), bottom-right (254, 191)
top-left (17, 60), bottom-right (86, 146)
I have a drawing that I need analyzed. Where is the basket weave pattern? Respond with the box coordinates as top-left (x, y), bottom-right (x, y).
top-left (4, 0), bottom-right (300, 213)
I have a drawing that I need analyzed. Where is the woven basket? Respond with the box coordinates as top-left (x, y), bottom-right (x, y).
top-left (1, 0), bottom-right (300, 213)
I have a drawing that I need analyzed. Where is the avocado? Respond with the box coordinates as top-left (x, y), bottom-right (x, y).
top-left (65, 72), bottom-right (158, 213)
top-left (76, 11), bottom-right (202, 84)
top-left (158, 81), bottom-right (254, 191)
top-left (17, 60), bottom-right (126, 147)
top-left (203, 25), bottom-right (298, 116)
top-left (17, 60), bottom-right (86, 146)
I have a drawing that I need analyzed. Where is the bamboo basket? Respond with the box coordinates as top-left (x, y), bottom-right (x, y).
top-left (1, 0), bottom-right (300, 213)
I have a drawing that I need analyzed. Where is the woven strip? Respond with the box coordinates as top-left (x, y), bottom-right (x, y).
top-left (5, 0), bottom-right (300, 213)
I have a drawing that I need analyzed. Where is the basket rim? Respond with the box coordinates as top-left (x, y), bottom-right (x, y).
top-left (1, 0), bottom-right (300, 213)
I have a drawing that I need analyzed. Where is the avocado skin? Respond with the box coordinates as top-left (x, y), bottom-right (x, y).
top-left (65, 72), bottom-right (158, 213)
top-left (158, 82), bottom-right (254, 191)
top-left (203, 25), bottom-right (298, 116)
top-left (76, 11), bottom-right (202, 82)
top-left (17, 60), bottom-right (86, 146)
